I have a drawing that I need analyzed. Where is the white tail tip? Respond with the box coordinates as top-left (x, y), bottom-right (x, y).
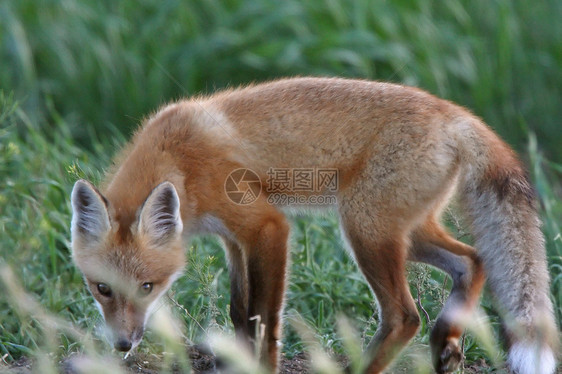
top-left (507, 341), bottom-right (556, 374)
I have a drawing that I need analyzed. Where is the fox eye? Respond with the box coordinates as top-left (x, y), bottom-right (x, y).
top-left (140, 282), bottom-right (153, 296)
top-left (97, 283), bottom-right (112, 297)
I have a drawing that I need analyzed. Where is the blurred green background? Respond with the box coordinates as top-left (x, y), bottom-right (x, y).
top-left (2, 0), bottom-right (561, 158)
top-left (1, 0), bottom-right (561, 371)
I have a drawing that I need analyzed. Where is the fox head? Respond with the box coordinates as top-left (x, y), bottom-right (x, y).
top-left (70, 180), bottom-right (185, 352)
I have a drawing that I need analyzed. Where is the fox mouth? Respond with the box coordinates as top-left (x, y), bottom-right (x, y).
top-left (122, 344), bottom-right (139, 359)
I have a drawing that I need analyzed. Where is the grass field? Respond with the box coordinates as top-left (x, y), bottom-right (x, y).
top-left (1, 0), bottom-right (561, 373)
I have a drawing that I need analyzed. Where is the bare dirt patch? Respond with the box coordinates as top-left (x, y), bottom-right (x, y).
top-left (0, 346), bottom-right (503, 373)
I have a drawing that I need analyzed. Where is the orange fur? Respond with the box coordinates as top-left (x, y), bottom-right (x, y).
top-left (70, 77), bottom-right (557, 374)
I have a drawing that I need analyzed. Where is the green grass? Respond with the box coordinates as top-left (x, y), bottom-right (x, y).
top-left (2, 0), bottom-right (562, 159)
top-left (1, 0), bottom-right (561, 372)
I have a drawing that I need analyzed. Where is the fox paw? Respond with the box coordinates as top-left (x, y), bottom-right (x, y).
top-left (435, 340), bottom-right (462, 374)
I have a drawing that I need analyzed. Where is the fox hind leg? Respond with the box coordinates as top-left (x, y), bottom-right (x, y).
top-left (410, 224), bottom-right (485, 374)
top-left (340, 212), bottom-right (420, 373)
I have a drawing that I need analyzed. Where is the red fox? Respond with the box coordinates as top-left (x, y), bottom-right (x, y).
top-left (70, 77), bottom-right (557, 373)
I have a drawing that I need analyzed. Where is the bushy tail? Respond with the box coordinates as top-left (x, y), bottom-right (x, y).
top-left (458, 121), bottom-right (558, 374)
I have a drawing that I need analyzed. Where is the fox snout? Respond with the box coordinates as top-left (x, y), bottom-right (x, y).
top-left (102, 303), bottom-right (148, 353)
top-left (114, 338), bottom-right (132, 352)
top-left (111, 326), bottom-right (145, 352)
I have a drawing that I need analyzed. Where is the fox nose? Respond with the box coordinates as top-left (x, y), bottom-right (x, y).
top-left (114, 338), bottom-right (132, 352)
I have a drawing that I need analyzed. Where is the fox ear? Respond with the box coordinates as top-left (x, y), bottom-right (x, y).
top-left (138, 182), bottom-right (183, 246)
top-left (71, 180), bottom-right (111, 245)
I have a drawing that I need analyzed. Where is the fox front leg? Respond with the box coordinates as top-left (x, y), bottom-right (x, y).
top-left (223, 205), bottom-right (290, 372)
